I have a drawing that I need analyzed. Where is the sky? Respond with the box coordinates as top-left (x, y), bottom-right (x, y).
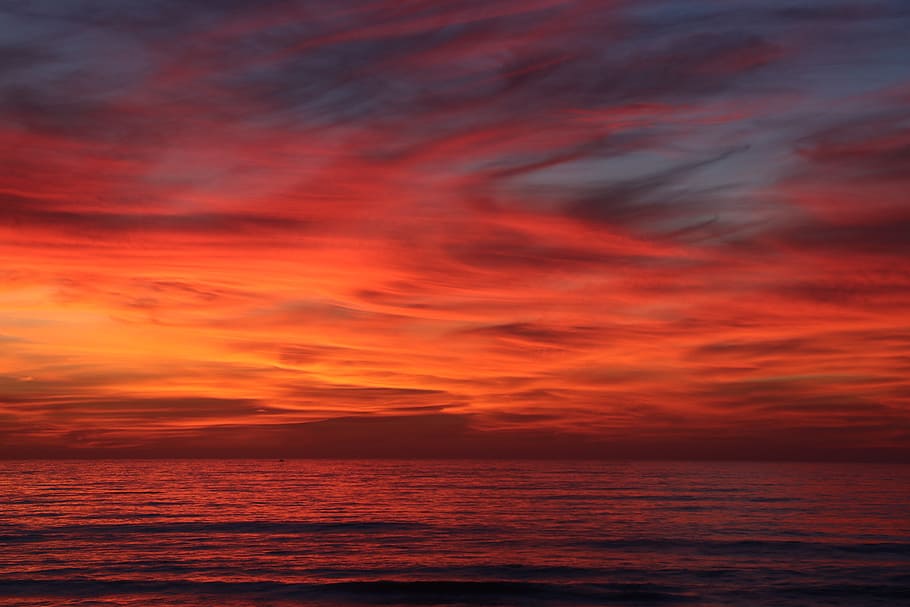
top-left (1, 0), bottom-right (909, 460)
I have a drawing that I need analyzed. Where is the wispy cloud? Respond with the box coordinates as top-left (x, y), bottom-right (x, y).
top-left (1, 0), bottom-right (909, 460)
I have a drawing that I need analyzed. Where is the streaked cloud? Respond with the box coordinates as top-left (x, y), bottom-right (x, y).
top-left (1, 0), bottom-right (909, 460)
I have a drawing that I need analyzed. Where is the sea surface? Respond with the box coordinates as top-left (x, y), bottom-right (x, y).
top-left (1, 460), bottom-right (908, 606)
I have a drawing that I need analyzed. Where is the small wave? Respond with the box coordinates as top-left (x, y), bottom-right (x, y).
top-left (5, 520), bottom-right (426, 539)
top-left (324, 580), bottom-right (692, 603)
top-left (0, 578), bottom-right (694, 604)
top-left (783, 582), bottom-right (910, 600)
top-left (837, 542), bottom-right (910, 556)
top-left (584, 537), bottom-right (910, 557)
top-left (0, 532), bottom-right (46, 544)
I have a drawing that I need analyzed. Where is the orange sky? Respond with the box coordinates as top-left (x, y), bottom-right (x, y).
top-left (1, 0), bottom-right (909, 460)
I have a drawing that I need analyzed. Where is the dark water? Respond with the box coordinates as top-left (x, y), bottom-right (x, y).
top-left (1, 461), bottom-right (908, 606)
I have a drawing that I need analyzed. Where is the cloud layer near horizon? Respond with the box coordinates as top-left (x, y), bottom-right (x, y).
top-left (2, 0), bottom-right (909, 459)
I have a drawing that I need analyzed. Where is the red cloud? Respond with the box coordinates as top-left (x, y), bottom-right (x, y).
top-left (1, 0), bottom-right (908, 460)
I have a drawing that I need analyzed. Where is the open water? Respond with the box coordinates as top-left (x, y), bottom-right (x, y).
top-left (1, 460), bottom-right (908, 606)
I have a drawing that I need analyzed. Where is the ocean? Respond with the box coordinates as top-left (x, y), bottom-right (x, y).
top-left (1, 460), bottom-right (908, 606)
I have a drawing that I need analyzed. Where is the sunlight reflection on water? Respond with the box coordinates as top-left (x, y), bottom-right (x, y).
top-left (1, 460), bottom-right (908, 606)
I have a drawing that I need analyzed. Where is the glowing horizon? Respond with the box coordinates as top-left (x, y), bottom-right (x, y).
top-left (1, 0), bottom-right (909, 460)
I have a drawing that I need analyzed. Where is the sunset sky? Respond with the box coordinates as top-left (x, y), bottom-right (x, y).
top-left (2, 0), bottom-right (909, 460)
